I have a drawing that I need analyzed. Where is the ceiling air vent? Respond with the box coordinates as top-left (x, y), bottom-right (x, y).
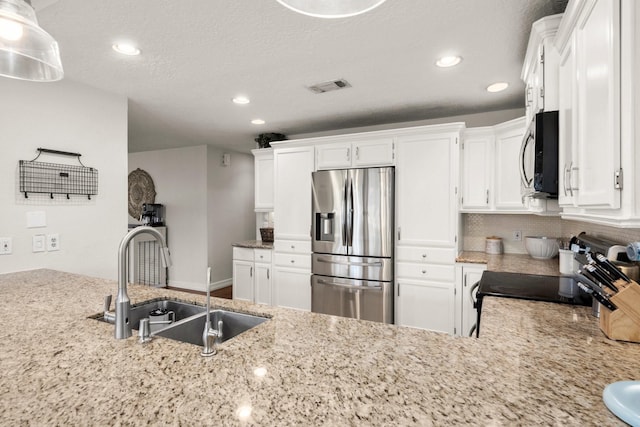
top-left (307, 78), bottom-right (352, 94)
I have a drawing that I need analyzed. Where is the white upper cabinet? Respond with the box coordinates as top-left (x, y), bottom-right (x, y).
top-left (396, 126), bottom-right (461, 248)
top-left (316, 138), bottom-right (394, 170)
top-left (460, 128), bottom-right (493, 211)
top-left (252, 149), bottom-right (274, 212)
top-left (555, 0), bottom-right (639, 227)
top-left (522, 14), bottom-right (563, 124)
top-left (494, 118), bottom-right (528, 211)
top-left (273, 145), bottom-right (314, 241)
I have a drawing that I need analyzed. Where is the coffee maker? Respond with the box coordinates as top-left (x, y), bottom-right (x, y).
top-left (141, 203), bottom-right (164, 226)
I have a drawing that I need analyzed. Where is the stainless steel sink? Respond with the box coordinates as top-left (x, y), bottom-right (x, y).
top-left (153, 310), bottom-right (268, 346)
top-left (96, 298), bottom-right (206, 330)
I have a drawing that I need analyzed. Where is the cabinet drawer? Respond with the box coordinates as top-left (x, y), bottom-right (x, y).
top-left (274, 240), bottom-right (311, 254)
top-left (396, 262), bottom-right (455, 282)
top-left (254, 249), bottom-right (272, 263)
top-left (396, 247), bottom-right (456, 264)
top-left (233, 247), bottom-right (254, 262)
top-left (274, 252), bottom-right (311, 269)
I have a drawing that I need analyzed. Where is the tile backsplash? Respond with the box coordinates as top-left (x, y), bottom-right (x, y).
top-left (462, 214), bottom-right (640, 254)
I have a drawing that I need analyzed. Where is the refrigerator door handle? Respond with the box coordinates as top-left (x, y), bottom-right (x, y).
top-left (316, 279), bottom-right (382, 291)
top-left (342, 177), bottom-right (348, 247)
top-left (348, 177), bottom-right (354, 247)
top-left (316, 257), bottom-right (383, 267)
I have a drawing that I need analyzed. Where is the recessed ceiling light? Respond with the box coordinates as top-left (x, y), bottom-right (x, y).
top-left (112, 43), bottom-right (141, 56)
top-left (486, 82), bottom-right (509, 93)
top-left (436, 55), bottom-right (462, 68)
top-left (233, 96), bottom-right (250, 105)
top-left (251, 119), bottom-right (265, 125)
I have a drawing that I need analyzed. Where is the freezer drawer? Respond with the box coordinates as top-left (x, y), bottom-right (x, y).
top-left (311, 275), bottom-right (393, 323)
top-left (312, 253), bottom-right (392, 282)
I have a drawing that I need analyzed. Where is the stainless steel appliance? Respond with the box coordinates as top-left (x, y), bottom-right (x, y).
top-left (520, 110), bottom-right (559, 199)
top-left (141, 203), bottom-right (165, 226)
top-left (311, 167), bottom-right (394, 323)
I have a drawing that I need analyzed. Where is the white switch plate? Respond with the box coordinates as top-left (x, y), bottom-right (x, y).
top-left (46, 234), bottom-right (60, 251)
top-left (26, 211), bottom-right (46, 228)
top-left (0, 237), bottom-right (12, 255)
top-left (33, 235), bottom-right (45, 252)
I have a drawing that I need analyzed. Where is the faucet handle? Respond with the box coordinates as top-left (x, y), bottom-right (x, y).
top-left (104, 295), bottom-right (113, 312)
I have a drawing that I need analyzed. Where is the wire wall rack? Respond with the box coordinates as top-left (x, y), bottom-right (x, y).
top-left (19, 148), bottom-right (99, 199)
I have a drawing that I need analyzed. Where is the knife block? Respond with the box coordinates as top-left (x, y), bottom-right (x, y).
top-left (599, 280), bottom-right (640, 343)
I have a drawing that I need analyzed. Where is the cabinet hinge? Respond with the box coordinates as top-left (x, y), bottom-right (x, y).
top-left (454, 327), bottom-right (457, 335)
top-left (461, 196), bottom-right (464, 204)
top-left (455, 235), bottom-right (458, 243)
top-left (540, 87), bottom-right (544, 99)
top-left (392, 142), bottom-right (395, 160)
top-left (615, 169), bottom-right (623, 190)
top-left (454, 288), bottom-right (457, 295)
top-left (540, 48), bottom-right (544, 64)
top-left (455, 186), bottom-right (458, 195)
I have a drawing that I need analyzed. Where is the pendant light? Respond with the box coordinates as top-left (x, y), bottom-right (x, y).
top-left (276, 0), bottom-right (387, 18)
top-left (0, 0), bottom-right (63, 81)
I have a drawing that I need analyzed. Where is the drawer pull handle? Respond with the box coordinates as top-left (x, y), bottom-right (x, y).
top-left (291, 245), bottom-right (295, 249)
top-left (422, 254), bottom-right (427, 258)
top-left (291, 260), bottom-right (295, 264)
top-left (422, 270), bottom-right (427, 274)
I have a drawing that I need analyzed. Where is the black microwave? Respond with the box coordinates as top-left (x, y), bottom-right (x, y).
top-left (520, 111), bottom-right (559, 199)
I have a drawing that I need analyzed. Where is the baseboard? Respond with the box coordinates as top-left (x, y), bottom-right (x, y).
top-left (168, 278), bottom-right (232, 293)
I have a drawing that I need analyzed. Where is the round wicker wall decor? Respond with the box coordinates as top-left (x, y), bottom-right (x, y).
top-left (128, 168), bottom-right (156, 218)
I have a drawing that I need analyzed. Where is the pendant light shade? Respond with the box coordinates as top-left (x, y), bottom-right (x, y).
top-left (276, 0), bottom-right (387, 18)
top-left (0, 0), bottom-right (63, 82)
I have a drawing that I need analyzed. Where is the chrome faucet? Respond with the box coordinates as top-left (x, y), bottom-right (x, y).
top-left (111, 226), bottom-right (171, 339)
top-left (202, 267), bottom-right (223, 356)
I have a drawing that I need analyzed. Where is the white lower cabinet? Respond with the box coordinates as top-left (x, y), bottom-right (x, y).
top-left (232, 248), bottom-right (272, 305)
top-left (273, 239), bottom-right (311, 311)
top-left (273, 266), bottom-right (311, 311)
top-left (455, 263), bottom-right (486, 338)
top-left (396, 280), bottom-right (455, 334)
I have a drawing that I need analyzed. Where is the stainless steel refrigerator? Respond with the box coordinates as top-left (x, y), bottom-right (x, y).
top-left (311, 167), bottom-right (394, 323)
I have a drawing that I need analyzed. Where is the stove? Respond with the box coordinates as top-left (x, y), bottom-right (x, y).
top-left (474, 271), bottom-right (592, 337)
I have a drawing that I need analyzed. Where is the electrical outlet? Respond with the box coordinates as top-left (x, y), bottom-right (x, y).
top-left (513, 230), bottom-right (522, 241)
top-left (0, 237), bottom-right (12, 255)
top-left (33, 235), bottom-right (45, 252)
top-left (46, 234), bottom-right (60, 251)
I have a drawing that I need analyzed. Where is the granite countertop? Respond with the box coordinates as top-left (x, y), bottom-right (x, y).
top-left (1, 269), bottom-right (638, 425)
top-left (233, 240), bottom-right (274, 249)
top-left (457, 250), bottom-right (561, 276)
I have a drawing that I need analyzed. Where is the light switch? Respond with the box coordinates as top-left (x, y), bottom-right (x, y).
top-left (33, 235), bottom-right (45, 252)
top-left (46, 234), bottom-right (60, 251)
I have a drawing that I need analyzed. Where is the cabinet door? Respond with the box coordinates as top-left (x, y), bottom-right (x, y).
top-left (233, 260), bottom-right (254, 302)
top-left (316, 143), bottom-right (351, 170)
top-left (273, 267), bottom-right (311, 311)
top-left (461, 267), bottom-right (484, 338)
top-left (494, 123), bottom-right (527, 211)
top-left (353, 139), bottom-right (394, 167)
top-left (460, 132), bottom-right (493, 210)
top-left (274, 146), bottom-right (314, 240)
top-left (575, 0), bottom-right (621, 208)
top-left (396, 281), bottom-right (455, 334)
top-left (254, 262), bottom-right (271, 305)
top-left (558, 33), bottom-right (578, 207)
top-left (396, 134), bottom-right (458, 247)
top-left (254, 152), bottom-right (274, 211)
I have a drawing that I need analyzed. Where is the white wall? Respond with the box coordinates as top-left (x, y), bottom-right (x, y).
top-left (129, 146), bottom-right (254, 291)
top-left (207, 148), bottom-right (255, 287)
top-left (128, 146), bottom-right (208, 290)
top-left (0, 78), bottom-right (128, 279)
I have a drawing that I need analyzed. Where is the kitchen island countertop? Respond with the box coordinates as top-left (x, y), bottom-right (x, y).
top-left (1, 269), bottom-right (637, 425)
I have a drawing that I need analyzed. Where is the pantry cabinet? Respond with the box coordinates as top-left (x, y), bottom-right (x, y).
top-left (315, 138), bottom-right (394, 170)
top-left (555, 0), bottom-right (639, 226)
top-left (394, 124), bottom-right (462, 334)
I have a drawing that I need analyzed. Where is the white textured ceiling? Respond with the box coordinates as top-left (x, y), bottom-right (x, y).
top-left (35, 0), bottom-right (566, 153)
